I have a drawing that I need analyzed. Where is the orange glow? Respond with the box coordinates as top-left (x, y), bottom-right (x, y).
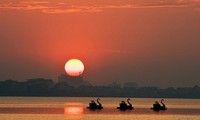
top-left (64, 107), bottom-right (84, 115)
top-left (65, 59), bottom-right (84, 76)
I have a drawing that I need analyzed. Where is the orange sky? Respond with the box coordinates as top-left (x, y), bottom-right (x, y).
top-left (0, 0), bottom-right (200, 87)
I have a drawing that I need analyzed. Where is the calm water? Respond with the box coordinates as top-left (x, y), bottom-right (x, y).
top-left (0, 97), bottom-right (199, 120)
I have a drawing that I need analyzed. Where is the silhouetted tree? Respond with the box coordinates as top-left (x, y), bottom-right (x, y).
top-left (0, 79), bottom-right (199, 98)
top-left (52, 82), bottom-right (74, 96)
top-left (25, 78), bottom-right (54, 96)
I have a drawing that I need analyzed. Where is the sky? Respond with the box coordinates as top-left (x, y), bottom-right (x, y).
top-left (0, 0), bottom-right (200, 88)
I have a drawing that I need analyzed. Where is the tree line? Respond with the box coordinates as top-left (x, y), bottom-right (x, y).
top-left (0, 78), bottom-right (199, 98)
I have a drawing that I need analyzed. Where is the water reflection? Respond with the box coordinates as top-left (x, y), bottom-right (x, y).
top-left (64, 103), bottom-right (84, 120)
top-left (64, 107), bottom-right (83, 115)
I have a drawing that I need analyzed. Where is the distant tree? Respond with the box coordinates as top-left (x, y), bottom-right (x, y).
top-left (52, 82), bottom-right (74, 96)
top-left (121, 87), bottom-right (137, 97)
top-left (25, 78), bottom-right (54, 96)
top-left (0, 79), bottom-right (24, 96)
top-left (137, 87), bottom-right (159, 98)
top-left (0, 78), bottom-right (199, 98)
top-left (123, 82), bottom-right (138, 88)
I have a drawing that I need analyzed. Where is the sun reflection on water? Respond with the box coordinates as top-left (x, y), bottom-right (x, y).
top-left (64, 107), bottom-right (83, 115)
top-left (64, 103), bottom-right (84, 120)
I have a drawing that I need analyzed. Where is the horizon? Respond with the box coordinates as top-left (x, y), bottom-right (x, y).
top-left (1, 75), bottom-right (199, 89)
top-left (1, 77), bottom-right (199, 98)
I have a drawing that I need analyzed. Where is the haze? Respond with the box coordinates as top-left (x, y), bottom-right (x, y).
top-left (0, 0), bottom-right (200, 87)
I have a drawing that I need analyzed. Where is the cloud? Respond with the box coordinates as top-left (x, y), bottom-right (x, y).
top-left (176, 0), bottom-right (200, 10)
top-left (176, 0), bottom-right (200, 6)
top-left (104, 49), bottom-right (132, 54)
top-left (94, 49), bottom-right (133, 54)
top-left (0, 0), bottom-right (199, 14)
top-left (177, 0), bottom-right (200, 2)
top-left (0, 1), bottom-right (50, 11)
top-left (42, 6), bottom-right (103, 14)
top-left (19, 1), bottom-right (49, 4)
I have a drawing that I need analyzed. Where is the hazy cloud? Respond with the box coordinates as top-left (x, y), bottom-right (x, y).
top-left (42, 7), bottom-right (102, 14)
top-left (20, 1), bottom-right (49, 4)
top-left (0, 0), bottom-right (199, 14)
top-left (103, 49), bottom-right (133, 54)
top-left (177, 0), bottom-right (200, 2)
top-left (0, 1), bottom-right (50, 11)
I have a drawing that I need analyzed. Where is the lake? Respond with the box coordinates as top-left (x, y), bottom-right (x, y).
top-left (0, 97), bottom-right (199, 120)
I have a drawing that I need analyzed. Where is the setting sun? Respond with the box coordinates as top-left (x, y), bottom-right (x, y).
top-left (65, 59), bottom-right (84, 76)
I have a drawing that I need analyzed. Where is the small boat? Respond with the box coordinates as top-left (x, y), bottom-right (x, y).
top-left (117, 98), bottom-right (134, 110)
top-left (87, 98), bottom-right (103, 110)
top-left (151, 99), bottom-right (167, 111)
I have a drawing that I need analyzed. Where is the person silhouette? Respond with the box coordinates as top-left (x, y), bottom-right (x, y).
top-left (153, 101), bottom-right (161, 109)
top-left (89, 100), bottom-right (97, 108)
top-left (120, 101), bottom-right (127, 107)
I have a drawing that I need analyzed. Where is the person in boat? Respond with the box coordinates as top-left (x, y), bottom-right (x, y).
top-left (120, 101), bottom-right (127, 108)
top-left (89, 100), bottom-right (97, 108)
top-left (153, 101), bottom-right (161, 109)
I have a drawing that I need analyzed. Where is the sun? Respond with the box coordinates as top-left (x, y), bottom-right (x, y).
top-left (65, 59), bottom-right (84, 76)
